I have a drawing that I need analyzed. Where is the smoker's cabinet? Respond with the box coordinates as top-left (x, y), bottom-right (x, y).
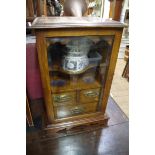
top-left (31, 17), bottom-right (123, 130)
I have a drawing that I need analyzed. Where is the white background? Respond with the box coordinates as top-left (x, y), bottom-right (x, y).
top-left (0, 0), bottom-right (155, 154)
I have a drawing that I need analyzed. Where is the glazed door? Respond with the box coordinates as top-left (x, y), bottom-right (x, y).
top-left (46, 35), bottom-right (114, 119)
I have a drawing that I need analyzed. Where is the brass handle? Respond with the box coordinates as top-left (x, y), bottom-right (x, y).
top-left (84, 91), bottom-right (99, 97)
top-left (71, 106), bottom-right (84, 114)
top-left (53, 94), bottom-right (72, 103)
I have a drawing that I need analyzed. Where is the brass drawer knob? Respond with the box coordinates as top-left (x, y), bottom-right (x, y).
top-left (53, 94), bottom-right (72, 103)
top-left (84, 91), bottom-right (99, 97)
top-left (71, 106), bottom-right (84, 114)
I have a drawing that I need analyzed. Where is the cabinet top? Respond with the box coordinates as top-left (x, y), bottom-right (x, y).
top-left (31, 17), bottom-right (124, 29)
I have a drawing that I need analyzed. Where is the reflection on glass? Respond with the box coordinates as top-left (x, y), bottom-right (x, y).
top-left (46, 36), bottom-right (114, 119)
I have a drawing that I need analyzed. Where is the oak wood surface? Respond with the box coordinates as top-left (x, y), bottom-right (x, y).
top-left (42, 0), bottom-right (47, 16)
top-left (101, 30), bottom-right (123, 114)
top-left (122, 59), bottom-right (129, 81)
top-left (26, 96), bottom-right (34, 127)
top-left (109, 0), bottom-right (115, 19)
top-left (80, 88), bottom-right (100, 103)
top-left (36, 0), bottom-right (41, 16)
top-left (113, 0), bottom-right (124, 21)
top-left (34, 18), bottom-right (124, 129)
top-left (51, 79), bottom-right (101, 93)
top-left (36, 33), bottom-right (55, 124)
top-left (54, 102), bottom-right (97, 119)
top-left (52, 92), bottom-right (76, 107)
top-left (27, 0), bottom-right (34, 17)
top-left (31, 17), bottom-right (124, 29)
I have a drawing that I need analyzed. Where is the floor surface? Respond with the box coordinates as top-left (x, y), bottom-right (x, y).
top-left (110, 58), bottom-right (129, 117)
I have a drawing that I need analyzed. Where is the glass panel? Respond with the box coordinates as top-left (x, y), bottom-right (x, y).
top-left (46, 36), bottom-right (114, 119)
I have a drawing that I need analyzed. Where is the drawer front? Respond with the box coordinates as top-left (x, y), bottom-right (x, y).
top-left (80, 88), bottom-right (100, 103)
top-left (52, 92), bottom-right (76, 107)
top-left (54, 102), bottom-right (97, 119)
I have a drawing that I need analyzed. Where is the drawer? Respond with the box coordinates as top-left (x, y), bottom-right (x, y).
top-left (80, 88), bottom-right (100, 103)
top-left (52, 92), bottom-right (76, 107)
top-left (54, 102), bottom-right (97, 119)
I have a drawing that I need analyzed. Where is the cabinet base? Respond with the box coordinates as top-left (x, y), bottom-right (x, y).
top-left (43, 113), bottom-right (109, 139)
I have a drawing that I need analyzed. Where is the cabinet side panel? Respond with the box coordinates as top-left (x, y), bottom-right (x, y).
top-left (101, 29), bottom-right (123, 113)
top-left (36, 31), bottom-right (54, 124)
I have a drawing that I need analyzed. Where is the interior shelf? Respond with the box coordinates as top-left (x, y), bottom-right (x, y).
top-left (51, 79), bottom-right (101, 93)
top-left (49, 63), bottom-right (107, 75)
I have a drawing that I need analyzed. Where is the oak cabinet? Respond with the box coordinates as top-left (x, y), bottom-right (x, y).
top-left (31, 17), bottom-right (123, 131)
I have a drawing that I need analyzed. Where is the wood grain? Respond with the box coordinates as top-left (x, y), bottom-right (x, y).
top-left (43, 0), bottom-right (47, 16)
top-left (101, 30), bottom-right (123, 113)
top-left (80, 88), bottom-right (100, 103)
top-left (26, 96), bottom-right (34, 127)
top-left (109, 0), bottom-right (115, 19)
top-left (31, 17), bottom-right (124, 29)
top-left (113, 0), bottom-right (124, 21)
top-left (36, 0), bottom-right (41, 16)
top-left (27, 0), bottom-right (34, 17)
top-left (36, 32), bottom-right (55, 124)
top-left (54, 102), bottom-right (97, 119)
top-left (52, 92), bottom-right (76, 107)
top-left (33, 18), bottom-right (124, 130)
top-left (51, 79), bottom-right (101, 93)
